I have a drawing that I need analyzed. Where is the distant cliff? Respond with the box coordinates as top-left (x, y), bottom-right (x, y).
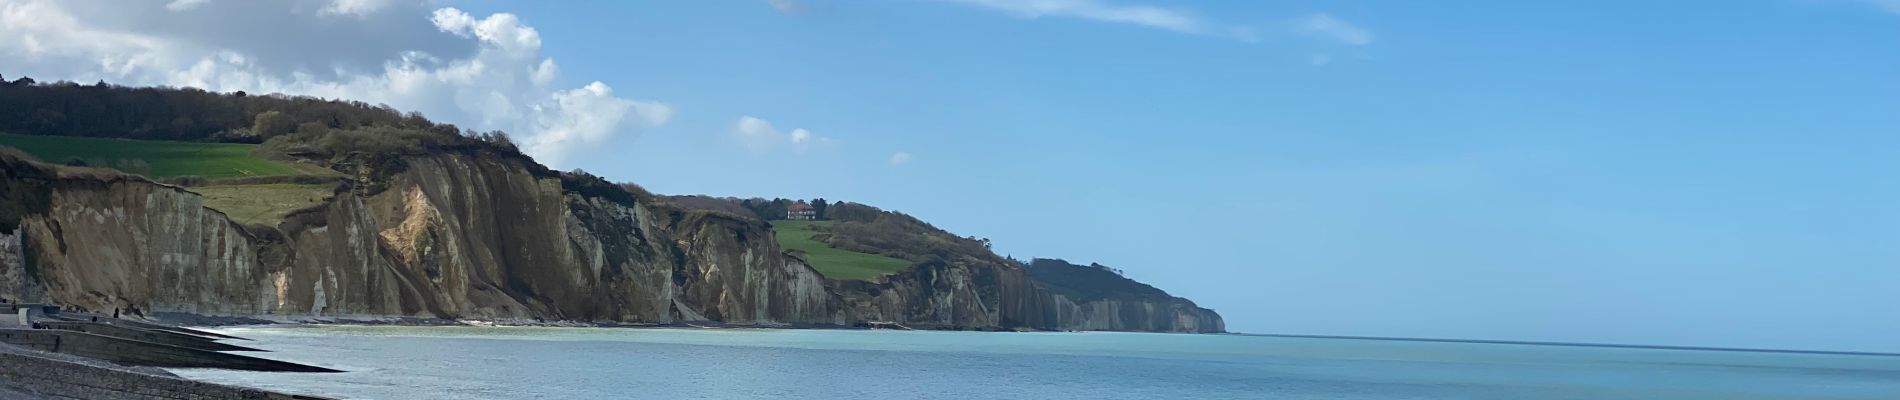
top-left (814, 207), bottom-right (1223, 333)
top-left (0, 150), bottom-right (1221, 332)
top-left (1024, 259), bottom-right (1223, 332)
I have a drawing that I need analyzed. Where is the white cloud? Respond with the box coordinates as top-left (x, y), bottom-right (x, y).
top-left (320, 0), bottom-right (395, 18)
top-left (166, 0), bottom-right (208, 12)
top-left (889, 152), bottom-right (913, 165)
top-left (1310, 53), bottom-right (1333, 67)
top-left (938, 1), bottom-right (1365, 44)
top-left (531, 58), bottom-right (558, 86)
top-left (0, 1), bottom-right (670, 169)
top-left (732, 116), bottom-right (832, 154)
top-left (766, 0), bottom-right (804, 15)
top-left (1298, 13), bottom-right (1374, 46)
top-left (526, 82), bottom-right (672, 167)
top-left (941, 0), bottom-right (1214, 36)
top-left (430, 7), bottom-right (540, 53)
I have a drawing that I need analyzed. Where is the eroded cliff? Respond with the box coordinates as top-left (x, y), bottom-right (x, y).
top-left (0, 152), bottom-right (1220, 332)
top-left (0, 152), bottom-right (840, 325)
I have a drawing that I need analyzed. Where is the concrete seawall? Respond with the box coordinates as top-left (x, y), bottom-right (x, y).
top-left (0, 350), bottom-right (330, 400)
top-left (0, 330), bottom-right (337, 372)
top-left (34, 321), bottom-right (262, 352)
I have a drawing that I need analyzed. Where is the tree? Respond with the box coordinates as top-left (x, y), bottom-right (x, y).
top-left (471, 130), bottom-right (517, 152)
top-left (295, 121), bottom-right (330, 136)
top-left (811, 198), bottom-right (829, 220)
top-left (758, 198), bottom-right (790, 221)
top-left (251, 110), bottom-right (294, 138)
top-left (30, 109), bottom-right (65, 131)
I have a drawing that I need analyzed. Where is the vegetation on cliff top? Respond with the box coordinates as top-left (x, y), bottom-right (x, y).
top-left (1024, 258), bottom-right (1176, 303)
top-left (0, 75), bottom-right (530, 175)
top-left (0, 133), bottom-right (343, 226)
top-left (820, 202), bottom-right (997, 264)
top-left (0, 76), bottom-right (458, 143)
top-left (770, 220), bottom-right (912, 280)
top-left (0, 133), bottom-right (305, 179)
top-left (674, 196), bottom-right (1005, 280)
top-left (677, 197), bottom-right (1008, 279)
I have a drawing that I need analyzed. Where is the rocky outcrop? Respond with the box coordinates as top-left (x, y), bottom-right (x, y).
top-left (836, 259), bottom-right (1223, 333)
top-left (0, 152), bottom-right (1219, 332)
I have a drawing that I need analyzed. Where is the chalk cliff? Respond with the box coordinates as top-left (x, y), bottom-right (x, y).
top-left (0, 151), bottom-right (1221, 332)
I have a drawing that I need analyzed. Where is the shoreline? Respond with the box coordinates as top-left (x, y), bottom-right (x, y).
top-left (153, 312), bottom-right (1225, 334)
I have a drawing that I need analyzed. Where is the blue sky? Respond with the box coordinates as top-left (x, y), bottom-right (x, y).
top-left (5, 0), bottom-right (1896, 352)
top-left (443, 1), bottom-right (1900, 352)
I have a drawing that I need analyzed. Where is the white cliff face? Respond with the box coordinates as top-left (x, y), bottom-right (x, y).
top-left (6, 178), bottom-right (271, 315)
top-left (0, 230), bottom-right (35, 304)
top-left (0, 153), bottom-right (1219, 333)
top-left (0, 153), bottom-right (840, 325)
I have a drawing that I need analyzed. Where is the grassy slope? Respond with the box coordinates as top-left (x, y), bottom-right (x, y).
top-left (0, 133), bottom-right (340, 226)
top-left (771, 220), bottom-right (912, 281)
top-left (0, 133), bottom-right (302, 179)
top-left (193, 184), bottom-right (336, 226)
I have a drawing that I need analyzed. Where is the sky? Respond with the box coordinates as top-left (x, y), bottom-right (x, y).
top-left (2, 0), bottom-right (1897, 352)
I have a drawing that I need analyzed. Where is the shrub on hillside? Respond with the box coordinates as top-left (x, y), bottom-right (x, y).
top-left (821, 204), bottom-right (997, 264)
top-left (163, 176), bottom-right (211, 187)
top-left (560, 169), bottom-right (646, 207)
top-left (663, 195), bottom-right (759, 219)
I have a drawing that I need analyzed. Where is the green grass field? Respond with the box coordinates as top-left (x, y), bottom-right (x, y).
top-left (0, 133), bottom-right (304, 179)
top-left (193, 184), bottom-right (337, 226)
top-left (771, 220), bottom-right (913, 281)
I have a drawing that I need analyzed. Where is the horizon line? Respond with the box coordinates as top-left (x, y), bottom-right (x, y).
top-left (1230, 332), bottom-right (1900, 357)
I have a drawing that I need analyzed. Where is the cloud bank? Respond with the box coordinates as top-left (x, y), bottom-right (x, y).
top-left (0, 0), bottom-right (669, 168)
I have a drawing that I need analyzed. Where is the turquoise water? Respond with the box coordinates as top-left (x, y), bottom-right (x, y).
top-left (169, 326), bottom-right (1900, 399)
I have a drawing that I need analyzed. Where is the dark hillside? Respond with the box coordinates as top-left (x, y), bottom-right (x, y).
top-left (0, 75), bottom-right (460, 142)
top-left (1025, 258), bottom-right (1174, 303)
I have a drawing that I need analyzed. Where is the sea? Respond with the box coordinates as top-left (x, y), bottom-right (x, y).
top-left (167, 326), bottom-right (1900, 400)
